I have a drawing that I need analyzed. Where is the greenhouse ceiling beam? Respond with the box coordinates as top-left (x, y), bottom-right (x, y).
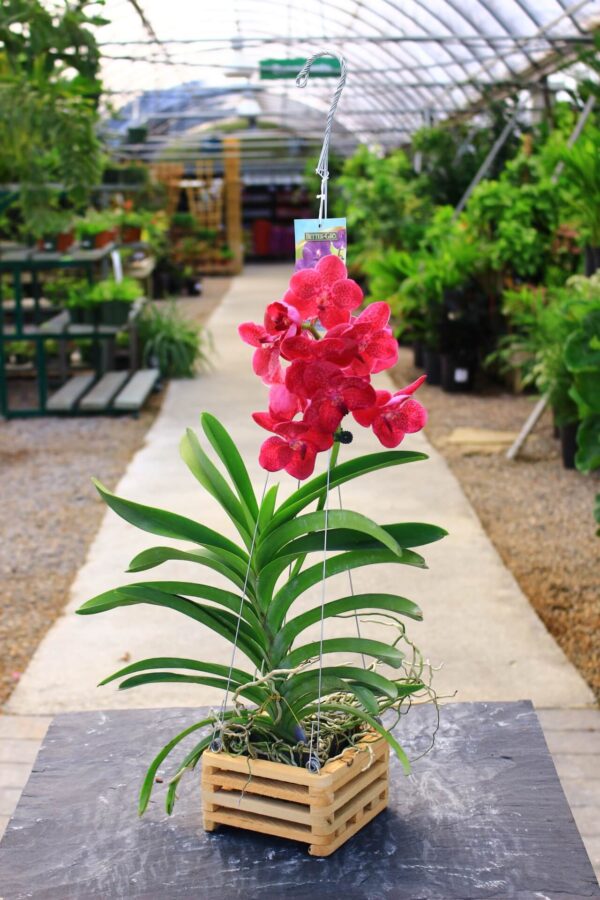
top-left (97, 35), bottom-right (596, 45)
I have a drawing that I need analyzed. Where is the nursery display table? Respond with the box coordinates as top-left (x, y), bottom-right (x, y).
top-left (0, 701), bottom-right (598, 899)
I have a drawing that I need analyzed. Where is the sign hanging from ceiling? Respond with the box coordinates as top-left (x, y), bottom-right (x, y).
top-left (259, 57), bottom-right (342, 80)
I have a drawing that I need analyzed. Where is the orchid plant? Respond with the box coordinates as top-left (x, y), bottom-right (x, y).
top-left (77, 256), bottom-right (445, 815)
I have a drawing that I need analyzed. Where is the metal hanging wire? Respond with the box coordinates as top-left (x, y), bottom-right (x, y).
top-left (296, 49), bottom-right (348, 221)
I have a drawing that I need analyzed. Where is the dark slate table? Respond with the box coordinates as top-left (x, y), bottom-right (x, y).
top-left (0, 701), bottom-right (598, 900)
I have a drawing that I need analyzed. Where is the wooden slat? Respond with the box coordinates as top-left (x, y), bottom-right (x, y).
top-left (203, 789), bottom-right (313, 826)
top-left (113, 368), bottom-right (159, 411)
top-left (79, 371), bottom-right (129, 411)
top-left (309, 795), bottom-right (388, 857)
top-left (46, 374), bottom-right (95, 412)
top-left (203, 770), bottom-right (310, 805)
top-left (202, 731), bottom-right (389, 856)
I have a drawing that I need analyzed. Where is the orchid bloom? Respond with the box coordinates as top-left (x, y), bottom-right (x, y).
top-left (286, 255), bottom-right (363, 328)
top-left (259, 422), bottom-right (333, 480)
top-left (353, 376), bottom-right (427, 448)
top-left (287, 360), bottom-right (376, 433)
top-left (329, 302), bottom-right (399, 376)
top-left (238, 302), bottom-right (300, 385)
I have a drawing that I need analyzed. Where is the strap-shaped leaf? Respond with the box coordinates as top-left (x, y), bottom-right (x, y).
top-left (255, 509), bottom-right (403, 570)
top-left (200, 413), bottom-right (258, 518)
top-left (307, 702), bottom-right (411, 774)
top-left (99, 656), bottom-right (255, 688)
top-left (126, 546), bottom-right (252, 593)
top-left (77, 585), bottom-right (267, 669)
top-left (283, 666), bottom-right (400, 702)
top-left (268, 450), bottom-right (427, 530)
top-left (266, 548), bottom-right (426, 631)
top-left (279, 674), bottom-right (380, 730)
top-left (257, 483), bottom-right (279, 533)
top-left (139, 712), bottom-right (238, 814)
top-left (116, 673), bottom-right (267, 705)
top-left (273, 522), bottom-right (447, 558)
top-left (180, 429), bottom-right (254, 543)
top-left (93, 479), bottom-right (248, 562)
top-left (283, 637), bottom-right (404, 669)
top-left (272, 593), bottom-right (422, 663)
top-left (136, 580), bottom-right (263, 633)
top-left (165, 733), bottom-right (213, 814)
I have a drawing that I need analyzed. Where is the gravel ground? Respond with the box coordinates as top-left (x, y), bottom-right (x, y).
top-left (0, 278), bottom-right (230, 707)
top-left (391, 349), bottom-right (600, 702)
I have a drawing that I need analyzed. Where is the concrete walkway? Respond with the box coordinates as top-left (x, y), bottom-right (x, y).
top-left (1, 265), bottom-right (598, 870)
top-left (5, 264), bottom-right (594, 715)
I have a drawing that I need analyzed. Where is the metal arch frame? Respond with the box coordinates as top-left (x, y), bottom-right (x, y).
top-left (211, 0), bottom-right (477, 99)
top-left (204, 6), bottom-right (429, 139)
top-left (97, 0), bottom-right (600, 142)
top-left (213, 0), bottom-right (482, 143)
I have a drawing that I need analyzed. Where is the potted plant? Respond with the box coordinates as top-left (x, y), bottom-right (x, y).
top-left (564, 307), bottom-right (600, 473)
top-left (77, 256), bottom-right (445, 855)
top-left (139, 302), bottom-right (210, 377)
top-left (118, 205), bottom-right (152, 244)
top-left (75, 211), bottom-right (119, 249)
top-left (556, 127), bottom-right (600, 275)
top-left (88, 276), bottom-right (142, 325)
top-left (33, 210), bottom-right (75, 253)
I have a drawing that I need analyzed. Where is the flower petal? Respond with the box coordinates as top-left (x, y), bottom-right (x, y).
top-left (239, 322), bottom-right (265, 347)
top-left (316, 254), bottom-right (347, 285)
top-left (259, 436), bottom-right (292, 471)
top-left (330, 279), bottom-right (363, 311)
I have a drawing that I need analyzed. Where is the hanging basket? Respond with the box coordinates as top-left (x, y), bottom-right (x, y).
top-left (201, 730), bottom-right (389, 856)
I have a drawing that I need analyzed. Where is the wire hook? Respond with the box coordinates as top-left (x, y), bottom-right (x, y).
top-left (296, 49), bottom-right (348, 221)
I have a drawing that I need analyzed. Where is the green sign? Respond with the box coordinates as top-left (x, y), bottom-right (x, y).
top-left (259, 57), bottom-right (341, 80)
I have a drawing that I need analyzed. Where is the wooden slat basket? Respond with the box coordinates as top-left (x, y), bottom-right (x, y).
top-left (201, 731), bottom-right (389, 856)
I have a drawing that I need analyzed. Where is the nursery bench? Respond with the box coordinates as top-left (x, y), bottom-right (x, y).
top-left (0, 701), bottom-right (598, 899)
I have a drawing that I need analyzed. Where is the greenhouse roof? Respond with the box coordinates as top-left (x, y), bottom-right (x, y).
top-left (98, 0), bottom-right (600, 149)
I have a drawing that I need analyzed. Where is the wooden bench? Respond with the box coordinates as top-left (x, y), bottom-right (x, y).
top-left (46, 373), bottom-right (96, 412)
top-left (113, 368), bottom-right (159, 411)
top-left (79, 371), bottom-right (130, 411)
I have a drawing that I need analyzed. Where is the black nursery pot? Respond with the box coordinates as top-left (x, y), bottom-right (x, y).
top-left (412, 341), bottom-right (424, 369)
top-left (440, 353), bottom-right (477, 393)
top-left (584, 246), bottom-right (600, 277)
top-left (559, 422), bottom-right (579, 470)
top-left (423, 348), bottom-right (441, 385)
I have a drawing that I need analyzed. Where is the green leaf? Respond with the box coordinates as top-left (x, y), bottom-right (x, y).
top-left (93, 479), bottom-right (248, 562)
top-left (256, 509), bottom-right (405, 570)
top-left (276, 522), bottom-right (447, 557)
top-left (138, 716), bottom-right (219, 814)
top-left (180, 429), bottom-right (254, 544)
top-left (98, 656), bottom-right (255, 688)
top-left (266, 548), bottom-right (427, 631)
top-left (283, 637), bottom-right (404, 669)
top-left (126, 546), bottom-right (251, 592)
top-left (200, 413), bottom-right (258, 518)
top-left (257, 483), bottom-right (279, 534)
top-left (283, 666), bottom-right (400, 701)
top-left (134, 580), bottom-right (263, 632)
top-left (165, 733), bottom-right (213, 814)
top-left (273, 593), bottom-right (422, 663)
top-left (576, 415), bottom-right (600, 473)
top-left (268, 450), bottom-right (428, 530)
top-left (115, 672), bottom-right (266, 705)
top-left (77, 584), bottom-right (267, 669)
top-left (314, 702), bottom-right (411, 774)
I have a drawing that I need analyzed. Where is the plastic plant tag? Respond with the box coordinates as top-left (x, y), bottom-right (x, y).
top-left (294, 217), bottom-right (346, 270)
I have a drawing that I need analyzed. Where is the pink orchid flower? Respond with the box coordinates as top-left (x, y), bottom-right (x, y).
top-left (285, 255), bottom-right (363, 328)
top-left (286, 360), bottom-right (376, 433)
top-left (238, 302), bottom-right (300, 385)
top-left (328, 302), bottom-right (399, 376)
top-left (353, 376), bottom-right (427, 447)
top-left (259, 422), bottom-right (334, 480)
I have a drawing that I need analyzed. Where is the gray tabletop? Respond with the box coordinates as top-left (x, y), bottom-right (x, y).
top-left (0, 701), bottom-right (598, 900)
